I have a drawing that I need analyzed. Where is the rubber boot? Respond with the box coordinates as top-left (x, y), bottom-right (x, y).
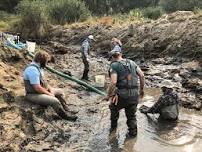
top-left (55, 95), bottom-right (78, 114)
top-left (82, 69), bottom-right (89, 80)
top-left (56, 109), bottom-right (78, 121)
top-left (126, 130), bottom-right (137, 138)
top-left (110, 121), bottom-right (117, 133)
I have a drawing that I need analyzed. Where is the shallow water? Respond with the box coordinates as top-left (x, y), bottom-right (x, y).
top-left (64, 88), bottom-right (202, 152)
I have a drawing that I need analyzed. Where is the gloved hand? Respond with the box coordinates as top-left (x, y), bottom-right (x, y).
top-left (86, 58), bottom-right (90, 62)
top-left (139, 105), bottom-right (149, 114)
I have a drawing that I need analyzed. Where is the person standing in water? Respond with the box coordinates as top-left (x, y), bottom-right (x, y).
top-left (107, 48), bottom-right (145, 137)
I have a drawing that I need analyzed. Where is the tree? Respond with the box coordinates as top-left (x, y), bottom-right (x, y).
top-left (83, 0), bottom-right (160, 15)
top-left (0, 0), bottom-right (21, 12)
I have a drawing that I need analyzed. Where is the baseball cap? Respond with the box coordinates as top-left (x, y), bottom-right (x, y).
top-left (108, 45), bottom-right (122, 58)
top-left (88, 35), bottom-right (95, 41)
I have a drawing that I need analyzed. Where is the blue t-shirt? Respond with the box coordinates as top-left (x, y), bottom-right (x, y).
top-left (23, 62), bottom-right (42, 85)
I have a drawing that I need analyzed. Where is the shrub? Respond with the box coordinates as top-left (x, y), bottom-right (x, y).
top-left (0, 21), bottom-right (9, 31)
top-left (128, 9), bottom-right (144, 19)
top-left (112, 9), bottom-right (144, 25)
top-left (160, 0), bottom-right (202, 13)
top-left (194, 8), bottom-right (202, 16)
top-left (0, 11), bottom-right (19, 31)
top-left (159, 0), bottom-right (178, 13)
top-left (16, 0), bottom-right (50, 39)
top-left (48, 0), bottom-right (91, 24)
top-left (0, 0), bottom-right (21, 13)
top-left (142, 6), bottom-right (164, 19)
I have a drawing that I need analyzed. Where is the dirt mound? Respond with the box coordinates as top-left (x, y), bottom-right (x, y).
top-left (51, 11), bottom-right (202, 61)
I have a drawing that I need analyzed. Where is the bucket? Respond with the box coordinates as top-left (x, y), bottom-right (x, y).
top-left (95, 75), bottom-right (105, 88)
top-left (26, 41), bottom-right (36, 53)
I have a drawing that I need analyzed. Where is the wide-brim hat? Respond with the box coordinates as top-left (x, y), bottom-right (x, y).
top-left (160, 80), bottom-right (174, 89)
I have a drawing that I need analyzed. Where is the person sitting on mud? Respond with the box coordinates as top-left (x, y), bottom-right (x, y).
top-left (111, 38), bottom-right (122, 53)
top-left (81, 35), bottom-right (95, 80)
top-left (23, 51), bottom-right (77, 121)
top-left (107, 48), bottom-right (145, 137)
top-left (140, 80), bottom-right (179, 121)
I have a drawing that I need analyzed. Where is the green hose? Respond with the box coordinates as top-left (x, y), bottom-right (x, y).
top-left (6, 39), bottom-right (106, 96)
top-left (46, 66), bottom-right (106, 96)
top-left (28, 52), bottom-right (106, 96)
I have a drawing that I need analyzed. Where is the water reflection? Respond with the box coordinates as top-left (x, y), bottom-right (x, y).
top-left (108, 131), bottom-right (137, 152)
top-left (66, 88), bottom-right (202, 152)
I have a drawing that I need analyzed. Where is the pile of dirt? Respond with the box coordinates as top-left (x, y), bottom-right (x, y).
top-left (50, 11), bottom-right (202, 61)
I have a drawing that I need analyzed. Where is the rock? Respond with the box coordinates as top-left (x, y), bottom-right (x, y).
top-left (3, 74), bottom-right (15, 82)
top-left (11, 51), bottom-right (23, 61)
top-left (14, 71), bottom-right (20, 75)
top-left (173, 73), bottom-right (182, 82)
top-left (192, 101), bottom-right (202, 110)
top-left (182, 78), bottom-right (200, 90)
top-left (87, 108), bottom-right (98, 113)
top-left (2, 91), bottom-right (15, 103)
top-left (0, 83), bottom-right (7, 92)
top-left (179, 69), bottom-right (190, 78)
top-left (63, 70), bottom-right (72, 76)
top-left (180, 93), bottom-right (196, 107)
top-left (181, 61), bottom-right (200, 71)
top-left (128, 24), bottom-right (135, 36)
top-left (50, 55), bottom-right (56, 63)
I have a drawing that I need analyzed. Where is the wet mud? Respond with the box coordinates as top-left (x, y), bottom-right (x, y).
top-left (0, 11), bottom-right (202, 151)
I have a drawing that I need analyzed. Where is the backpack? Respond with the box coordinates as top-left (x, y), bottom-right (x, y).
top-left (116, 59), bottom-right (136, 89)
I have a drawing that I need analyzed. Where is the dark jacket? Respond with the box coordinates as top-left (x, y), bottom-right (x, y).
top-left (147, 91), bottom-right (179, 120)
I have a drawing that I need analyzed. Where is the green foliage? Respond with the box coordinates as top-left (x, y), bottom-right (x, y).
top-left (48, 0), bottom-right (90, 24)
top-left (0, 0), bottom-right (21, 13)
top-left (159, 0), bottom-right (177, 12)
top-left (16, 0), bottom-right (50, 39)
top-left (160, 0), bottom-right (202, 13)
top-left (112, 9), bottom-right (145, 24)
top-left (0, 11), bottom-right (13, 21)
top-left (83, 0), bottom-right (160, 15)
top-left (194, 8), bottom-right (202, 16)
top-left (0, 21), bottom-right (9, 31)
top-left (128, 9), bottom-right (144, 19)
top-left (142, 6), bottom-right (164, 19)
top-left (0, 11), bottom-right (19, 31)
top-left (177, 0), bottom-right (202, 11)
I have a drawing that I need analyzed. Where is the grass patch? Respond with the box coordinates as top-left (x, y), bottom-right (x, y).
top-left (0, 21), bottom-right (9, 31)
top-left (194, 8), bottom-right (202, 16)
top-left (65, 10), bottom-right (145, 28)
top-left (65, 7), bottom-right (165, 28)
top-left (0, 11), bottom-right (19, 31)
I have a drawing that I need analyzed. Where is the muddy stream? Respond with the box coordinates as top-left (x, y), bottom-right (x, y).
top-left (1, 44), bottom-right (200, 151)
top-left (57, 87), bottom-right (201, 152)
top-left (34, 44), bottom-right (200, 152)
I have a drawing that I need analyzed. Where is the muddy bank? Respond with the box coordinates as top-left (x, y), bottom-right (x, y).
top-left (49, 11), bottom-right (202, 61)
top-left (0, 11), bottom-right (201, 151)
